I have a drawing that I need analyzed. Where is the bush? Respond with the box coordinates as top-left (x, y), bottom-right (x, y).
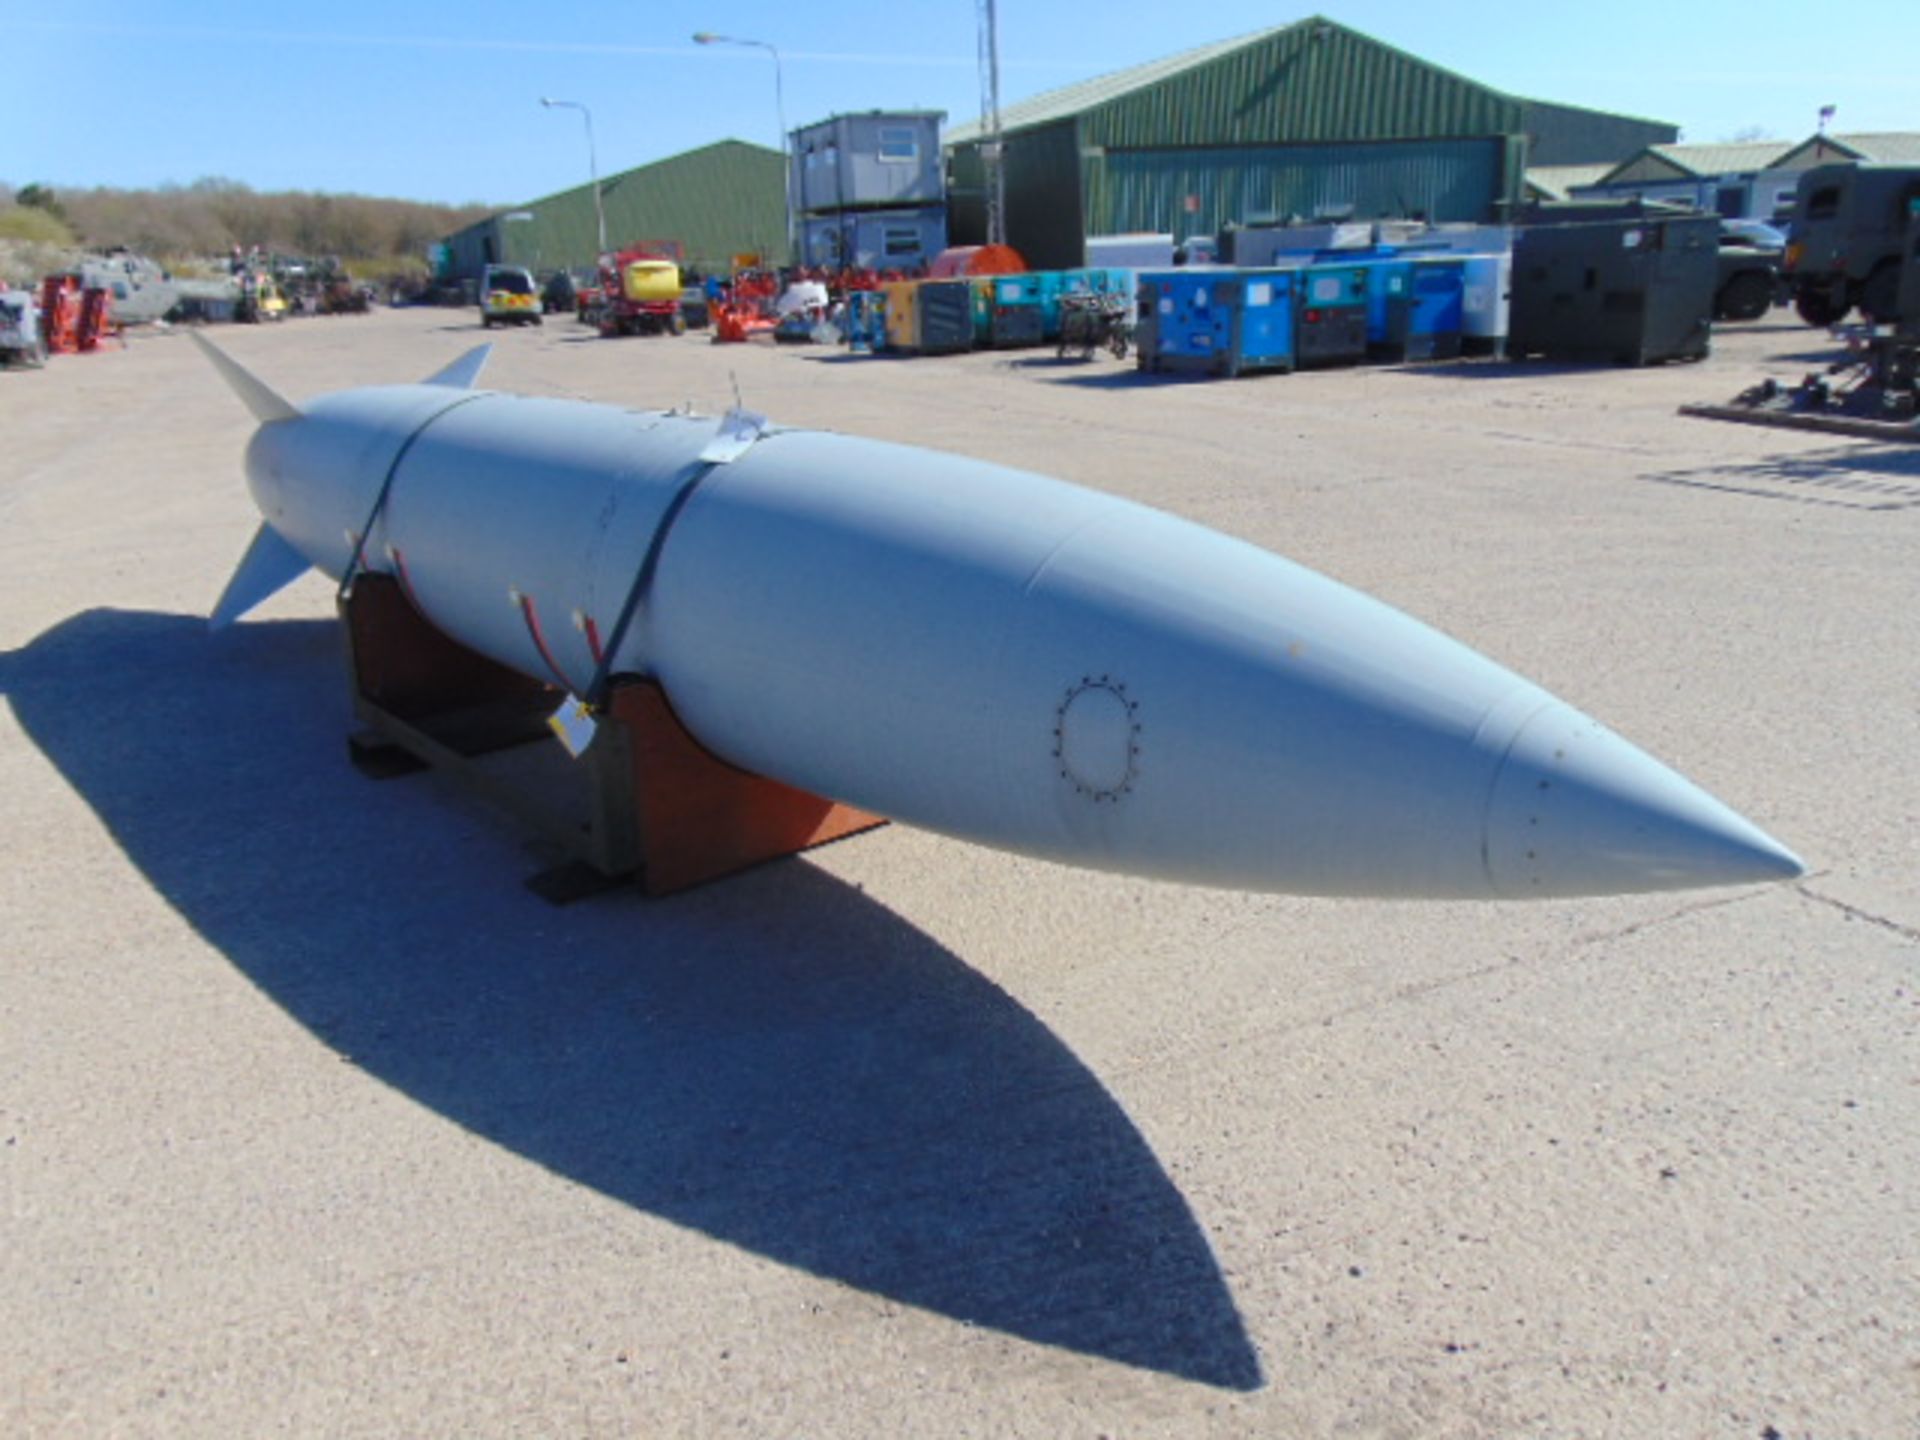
top-left (0, 204), bottom-right (76, 247)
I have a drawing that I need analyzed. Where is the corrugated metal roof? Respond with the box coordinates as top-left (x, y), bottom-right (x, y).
top-left (1524, 163), bottom-right (1615, 200)
top-left (947, 23), bottom-right (1296, 144)
top-left (948, 16), bottom-right (1670, 150)
top-left (1599, 141), bottom-right (1792, 183)
top-left (443, 139), bottom-right (787, 276)
top-left (1826, 132), bottom-right (1920, 164)
top-left (1080, 21), bottom-right (1525, 150)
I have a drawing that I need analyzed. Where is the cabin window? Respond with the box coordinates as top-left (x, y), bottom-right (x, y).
top-left (877, 128), bottom-right (917, 163)
top-left (1804, 186), bottom-right (1841, 220)
top-left (882, 226), bottom-right (921, 257)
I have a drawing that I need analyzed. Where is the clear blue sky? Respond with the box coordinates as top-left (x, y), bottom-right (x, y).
top-left (8, 1), bottom-right (1914, 207)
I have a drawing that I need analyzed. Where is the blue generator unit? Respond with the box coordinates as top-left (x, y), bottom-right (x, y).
top-left (1136, 268), bottom-right (1296, 377)
top-left (844, 289), bottom-right (888, 353)
top-left (1354, 256), bottom-right (1414, 358)
top-left (1297, 262), bottom-right (1371, 367)
top-left (1404, 257), bottom-right (1466, 361)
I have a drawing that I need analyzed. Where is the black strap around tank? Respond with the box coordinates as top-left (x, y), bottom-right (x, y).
top-left (336, 391), bottom-right (496, 600)
top-left (579, 453), bottom-right (727, 713)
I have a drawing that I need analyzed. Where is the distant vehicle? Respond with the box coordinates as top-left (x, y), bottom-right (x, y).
top-left (0, 290), bottom-right (47, 367)
top-left (1723, 219), bottom-right (1787, 249)
top-left (540, 271), bottom-right (576, 314)
top-left (1784, 163), bottom-right (1920, 325)
top-left (591, 245), bottom-right (685, 337)
top-left (1713, 220), bottom-right (1784, 322)
top-left (236, 271), bottom-right (289, 323)
top-left (480, 264), bottom-right (542, 328)
top-left (679, 284), bottom-right (710, 329)
top-left (78, 249), bottom-right (178, 326)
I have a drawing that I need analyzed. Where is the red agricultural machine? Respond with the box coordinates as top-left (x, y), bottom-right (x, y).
top-left (588, 241), bottom-right (687, 337)
top-left (39, 275), bottom-right (115, 354)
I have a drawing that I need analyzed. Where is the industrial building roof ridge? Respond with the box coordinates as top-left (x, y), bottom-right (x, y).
top-left (945, 19), bottom-right (1303, 144)
top-left (1523, 163), bottom-right (1618, 200)
top-left (947, 14), bottom-right (1675, 147)
top-left (506, 137), bottom-right (783, 216)
top-left (1610, 139), bottom-right (1801, 180)
top-left (1594, 130), bottom-right (1920, 186)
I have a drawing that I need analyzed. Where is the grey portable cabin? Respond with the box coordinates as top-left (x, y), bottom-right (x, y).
top-left (792, 112), bottom-right (946, 214)
top-left (798, 206), bottom-right (948, 271)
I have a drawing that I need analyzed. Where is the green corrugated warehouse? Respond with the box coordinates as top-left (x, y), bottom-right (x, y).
top-left (946, 16), bottom-right (1676, 269)
top-left (441, 139), bottom-right (787, 281)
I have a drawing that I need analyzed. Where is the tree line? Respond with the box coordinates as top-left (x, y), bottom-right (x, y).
top-left (2, 178), bottom-right (494, 272)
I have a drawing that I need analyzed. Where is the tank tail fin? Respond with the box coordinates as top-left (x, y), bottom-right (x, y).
top-left (210, 522), bottom-right (311, 631)
top-left (190, 332), bottom-right (300, 424)
top-left (423, 343), bottom-right (492, 389)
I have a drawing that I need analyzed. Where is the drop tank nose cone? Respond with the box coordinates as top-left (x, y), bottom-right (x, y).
top-left (1484, 701), bottom-right (1805, 898)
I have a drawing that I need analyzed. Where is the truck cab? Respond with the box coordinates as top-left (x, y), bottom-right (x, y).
top-left (1785, 163), bottom-right (1920, 325)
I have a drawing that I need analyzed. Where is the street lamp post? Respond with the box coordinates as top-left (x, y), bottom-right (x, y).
top-left (692, 31), bottom-right (790, 266)
top-left (540, 96), bottom-right (607, 261)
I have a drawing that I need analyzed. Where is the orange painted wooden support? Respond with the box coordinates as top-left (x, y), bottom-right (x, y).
top-left (340, 573), bottom-right (886, 897)
top-left (605, 681), bottom-right (886, 896)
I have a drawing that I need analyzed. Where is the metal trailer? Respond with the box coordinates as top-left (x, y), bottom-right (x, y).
top-left (1296, 263), bottom-right (1371, 367)
top-left (1509, 215), bottom-right (1717, 365)
top-left (1404, 257), bottom-right (1467, 361)
top-left (1042, 268), bottom-right (1137, 338)
top-left (1135, 267), bottom-right (1297, 377)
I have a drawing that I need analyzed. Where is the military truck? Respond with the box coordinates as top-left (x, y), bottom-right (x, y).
top-left (1783, 163), bottom-right (1920, 325)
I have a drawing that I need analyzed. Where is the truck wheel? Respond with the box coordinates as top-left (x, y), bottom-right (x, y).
top-left (1858, 262), bottom-right (1901, 325)
top-left (1715, 271), bottom-right (1773, 322)
top-left (1794, 288), bottom-right (1850, 327)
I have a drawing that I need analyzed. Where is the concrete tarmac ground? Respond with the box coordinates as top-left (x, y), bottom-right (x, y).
top-left (3, 306), bottom-right (1915, 1437)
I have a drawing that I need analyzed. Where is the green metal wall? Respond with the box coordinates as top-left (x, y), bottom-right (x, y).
top-left (1078, 22), bottom-right (1522, 150)
top-left (946, 120), bottom-right (1084, 268)
top-left (1086, 138), bottom-right (1512, 244)
top-left (443, 140), bottom-right (787, 280)
top-left (944, 18), bottom-right (1671, 267)
top-left (1520, 100), bottom-right (1676, 167)
top-left (1002, 122), bottom-right (1085, 270)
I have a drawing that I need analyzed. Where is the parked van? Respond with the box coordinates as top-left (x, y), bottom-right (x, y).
top-left (480, 264), bottom-right (541, 328)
